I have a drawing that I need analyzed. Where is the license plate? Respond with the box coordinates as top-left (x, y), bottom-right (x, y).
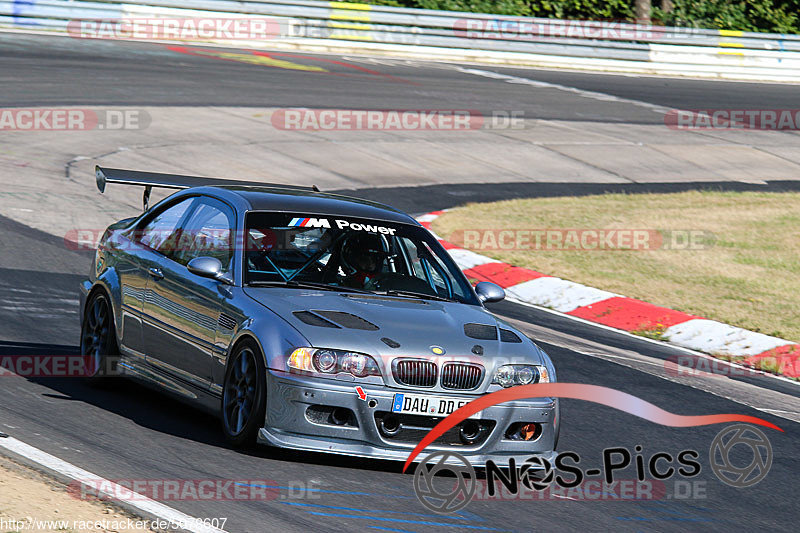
top-left (391, 393), bottom-right (480, 419)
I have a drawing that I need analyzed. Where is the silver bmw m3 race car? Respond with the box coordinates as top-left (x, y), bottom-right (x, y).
top-left (80, 166), bottom-right (559, 466)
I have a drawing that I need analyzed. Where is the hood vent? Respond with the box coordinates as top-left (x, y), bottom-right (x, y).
top-left (293, 311), bottom-right (341, 329)
top-left (381, 337), bottom-right (401, 349)
top-left (311, 310), bottom-right (379, 331)
top-left (499, 328), bottom-right (523, 343)
top-left (464, 323), bottom-right (497, 340)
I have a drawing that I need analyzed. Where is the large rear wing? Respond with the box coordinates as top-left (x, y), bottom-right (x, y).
top-left (95, 166), bottom-right (320, 210)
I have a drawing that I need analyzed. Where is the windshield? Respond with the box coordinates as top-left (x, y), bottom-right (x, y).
top-left (244, 212), bottom-right (479, 305)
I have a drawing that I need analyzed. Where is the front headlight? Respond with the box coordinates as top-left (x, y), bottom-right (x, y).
top-left (492, 364), bottom-right (550, 387)
top-left (288, 348), bottom-right (382, 378)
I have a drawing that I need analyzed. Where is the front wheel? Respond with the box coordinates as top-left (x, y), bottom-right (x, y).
top-left (221, 340), bottom-right (267, 448)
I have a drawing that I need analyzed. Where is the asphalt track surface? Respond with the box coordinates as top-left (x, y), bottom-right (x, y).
top-left (1, 33), bottom-right (798, 532)
top-left (3, 32), bottom-right (800, 122)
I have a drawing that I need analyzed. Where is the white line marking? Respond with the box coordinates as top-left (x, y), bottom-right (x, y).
top-left (0, 306), bottom-right (77, 314)
top-left (554, 346), bottom-right (800, 424)
top-left (457, 60), bottom-right (800, 85)
top-left (760, 409), bottom-right (797, 415)
top-left (498, 313), bottom-right (800, 423)
top-left (0, 437), bottom-right (227, 533)
top-left (457, 67), bottom-right (674, 114)
top-left (0, 298), bottom-right (78, 304)
top-left (503, 294), bottom-right (800, 389)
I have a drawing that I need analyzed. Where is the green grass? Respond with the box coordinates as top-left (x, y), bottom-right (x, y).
top-left (432, 190), bottom-right (800, 343)
top-left (630, 324), bottom-right (669, 341)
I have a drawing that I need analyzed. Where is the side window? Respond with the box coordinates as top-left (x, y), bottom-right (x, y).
top-left (399, 237), bottom-right (427, 280)
top-left (404, 239), bottom-right (464, 300)
top-left (173, 199), bottom-right (235, 270)
top-left (138, 198), bottom-right (194, 255)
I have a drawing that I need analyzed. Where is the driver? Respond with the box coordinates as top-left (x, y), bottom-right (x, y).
top-left (340, 233), bottom-right (387, 288)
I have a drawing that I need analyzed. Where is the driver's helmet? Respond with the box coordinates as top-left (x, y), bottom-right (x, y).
top-left (341, 232), bottom-right (386, 276)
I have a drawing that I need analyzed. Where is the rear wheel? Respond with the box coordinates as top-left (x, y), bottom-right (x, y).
top-left (222, 340), bottom-right (267, 447)
top-left (80, 292), bottom-right (118, 383)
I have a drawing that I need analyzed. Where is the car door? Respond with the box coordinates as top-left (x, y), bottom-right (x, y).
top-left (115, 247), bottom-right (149, 361)
top-left (117, 198), bottom-right (195, 361)
top-left (141, 196), bottom-right (235, 390)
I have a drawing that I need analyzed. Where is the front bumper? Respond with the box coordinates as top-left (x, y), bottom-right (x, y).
top-left (259, 370), bottom-right (558, 467)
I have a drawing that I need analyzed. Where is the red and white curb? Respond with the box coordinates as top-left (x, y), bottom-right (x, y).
top-left (417, 210), bottom-right (800, 378)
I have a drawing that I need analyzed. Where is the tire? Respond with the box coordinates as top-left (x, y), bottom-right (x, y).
top-left (221, 339), bottom-right (267, 448)
top-left (80, 291), bottom-right (119, 384)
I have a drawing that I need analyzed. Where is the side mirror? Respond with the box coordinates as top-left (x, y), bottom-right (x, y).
top-left (475, 281), bottom-right (505, 303)
top-left (187, 257), bottom-right (231, 284)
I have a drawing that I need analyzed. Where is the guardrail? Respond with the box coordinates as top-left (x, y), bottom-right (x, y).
top-left (2, 0), bottom-right (799, 81)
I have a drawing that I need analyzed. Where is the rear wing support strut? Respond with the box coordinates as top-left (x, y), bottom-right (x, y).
top-left (142, 186), bottom-right (152, 211)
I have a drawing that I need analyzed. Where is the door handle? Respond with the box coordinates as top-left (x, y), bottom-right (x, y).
top-left (148, 267), bottom-right (164, 280)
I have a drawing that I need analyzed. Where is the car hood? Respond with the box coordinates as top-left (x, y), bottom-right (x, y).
top-left (244, 287), bottom-right (544, 364)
